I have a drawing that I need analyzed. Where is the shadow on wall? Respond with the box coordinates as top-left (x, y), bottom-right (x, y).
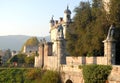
top-left (82, 56), bottom-right (97, 64)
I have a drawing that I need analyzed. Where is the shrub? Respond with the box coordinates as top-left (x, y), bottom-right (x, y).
top-left (82, 65), bottom-right (112, 83)
top-left (41, 70), bottom-right (61, 83)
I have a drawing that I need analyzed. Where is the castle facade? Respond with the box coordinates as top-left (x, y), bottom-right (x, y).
top-left (34, 4), bottom-right (119, 83)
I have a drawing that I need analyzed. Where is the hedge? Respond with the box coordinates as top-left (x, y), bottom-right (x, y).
top-left (82, 65), bottom-right (112, 83)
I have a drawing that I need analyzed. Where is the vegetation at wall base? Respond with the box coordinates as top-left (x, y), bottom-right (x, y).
top-left (41, 70), bottom-right (61, 83)
top-left (82, 64), bottom-right (112, 83)
top-left (0, 68), bottom-right (61, 83)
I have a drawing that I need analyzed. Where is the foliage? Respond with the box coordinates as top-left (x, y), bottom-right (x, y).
top-left (41, 70), bottom-right (61, 83)
top-left (25, 55), bottom-right (34, 67)
top-left (0, 68), bottom-right (26, 83)
top-left (8, 53), bottom-right (34, 67)
top-left (109, 0), bottom-right (120, 64)
top-left (0, 68), bottom-right (61, 83)
top-left (25, 37), bottom-right (39, 46)
top-left (82, 65), bottom-right (112, 83)
top-left (9, 54), bottom-right (27, 64)
top-left (67, 0), bottom-right (120, 64)
top-left (25, 69), bottom-right (43, 83)
top-left (21, 37), bottom-right (39, 52)
top-left (67, 0), bottom-right (109, 56)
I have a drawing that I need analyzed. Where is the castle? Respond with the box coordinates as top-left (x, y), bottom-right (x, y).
top-left (34, 3), bottom-right (116, 67)
top-left (34, 5), bottom-right (120, 83)
top-left (35, 6), bottom-right (72, 70)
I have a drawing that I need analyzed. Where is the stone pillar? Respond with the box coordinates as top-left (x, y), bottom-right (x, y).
top-left (38, 43), bottom-right (44, 67)
top-left (103, 25), bottom-right (116, 65)
top-left (44, 42), bottom-right (53, 68)
top-left (103, 39), bottom-right (116, 65)
top-left (56, 38), bottom-right (66, 71)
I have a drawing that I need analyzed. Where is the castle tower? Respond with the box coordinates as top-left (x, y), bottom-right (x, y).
top-left (63, 6), bottom-right (71, 39)
top-left (64, 6), bottom-right (71, 23)
top-left (103, 25), bottom-right (116, 65)
top-left (49, 7), bottom-right (72, 57)
top-left (49, 16), bottom-right (55, 30)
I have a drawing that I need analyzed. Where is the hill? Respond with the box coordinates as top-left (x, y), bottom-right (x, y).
top-left (0, 35), bottom-right (50, 51)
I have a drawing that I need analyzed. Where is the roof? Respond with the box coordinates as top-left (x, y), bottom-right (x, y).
top-left (64, 6), bottom-right (71, 14)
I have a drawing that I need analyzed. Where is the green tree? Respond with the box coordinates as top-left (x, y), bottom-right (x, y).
top-left (109, 0), bottom-right (120, 64)
top-left (67, 0), bottom-right (109, 56)
top-left (10, 54), bottom-right (27, 65)
top-left (25, 55), bottom-right (34, 67)
top-left (25, 37), bottom-right (39, 46)
top-left (21, 37), bottom-right (39, 52)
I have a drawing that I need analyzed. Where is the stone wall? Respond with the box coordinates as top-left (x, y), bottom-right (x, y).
top-left (61, 65), bottom-right (83, 83)
top-left (108, 66), bottom-right (120, 83)
top-left (61, 65), bottom-right (120, 83)
top-left (66, 56), bottom-right (107, 65)
top-left (46, 56), bottom-right (58, 70)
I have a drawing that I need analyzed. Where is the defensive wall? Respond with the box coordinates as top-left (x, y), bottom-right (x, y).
top-left (60, 61), bottom-right (120, 83)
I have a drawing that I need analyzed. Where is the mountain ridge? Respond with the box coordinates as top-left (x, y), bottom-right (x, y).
top-left (0, 35), bottom-right (50, 51)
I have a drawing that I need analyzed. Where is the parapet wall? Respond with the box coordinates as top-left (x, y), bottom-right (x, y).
top-left (66, 56), bottom-right (107, 65)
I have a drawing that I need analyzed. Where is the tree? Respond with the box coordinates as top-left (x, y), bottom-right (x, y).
top-left (109, 0), bottom-right (120, 64)
top-left (67, 0), bottom-right (109, 56)
top-left (21, 37), bottom-right (39, 52)
top-left (9, 54), bottom-right (27, 65)
top-left (25, 55), bottom-right (34, 67)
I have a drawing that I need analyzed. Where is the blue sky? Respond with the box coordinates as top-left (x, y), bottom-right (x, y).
top-left (0, 0), bottom-right (87, 37)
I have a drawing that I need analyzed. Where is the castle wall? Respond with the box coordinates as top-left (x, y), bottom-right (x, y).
top-left (108, 65), bottom-right (120, 83)
top-left (34, 56), bottom-right (41, 67)
top-left (46, 56), bottom-right (58, 70)
top-left (61, 65), bottom-right (120, 83)
top-left (66, 56), bottom-right (107, 65)
top-left (50, 28), bottom-right (57, 42)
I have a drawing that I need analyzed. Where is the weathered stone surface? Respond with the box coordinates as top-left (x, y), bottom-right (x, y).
top-left (108, 66), bottom-right (120, 82)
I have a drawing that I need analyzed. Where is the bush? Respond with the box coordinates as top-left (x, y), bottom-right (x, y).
top-left (82, 65), bottom-right (112, 83)
top-left (41, 70), bottom-right (61, 83)
top-left (0, 68), bottom-right (62, 83)
top-left (25, 69), bottom-right (42, 80)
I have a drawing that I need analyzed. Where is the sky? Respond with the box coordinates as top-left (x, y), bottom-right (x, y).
top-left (0, 0), bottom-right (88, 37)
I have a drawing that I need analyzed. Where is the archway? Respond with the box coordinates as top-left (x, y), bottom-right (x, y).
top-left (66, 79), bottom-right (73, 83)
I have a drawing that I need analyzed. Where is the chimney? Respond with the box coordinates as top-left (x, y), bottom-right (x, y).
top-left (59, 17), bottom-right (63, 22)
top-left (55, 20), bottom-right (58, 25)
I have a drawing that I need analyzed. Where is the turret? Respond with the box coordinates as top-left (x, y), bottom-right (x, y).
top-left (49, 16), bottom-right (54, 31)
top-left (64, 6), bottom-right (71, 23)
